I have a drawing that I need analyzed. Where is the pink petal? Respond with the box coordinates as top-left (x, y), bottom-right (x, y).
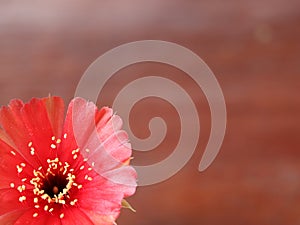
top-left (98, 130), bottom-right (132, 163)
top-left (102, 165), bottom-right (137, 197)
top-left (96, 112), bottom-right (123, 144)
top-left (60, 98), bottom-right (123, 172)
top-left (95, 107), bottom-right (114, 131)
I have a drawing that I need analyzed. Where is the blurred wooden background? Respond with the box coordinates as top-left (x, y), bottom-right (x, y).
top-left (0, 0), bottom-right (300, 224)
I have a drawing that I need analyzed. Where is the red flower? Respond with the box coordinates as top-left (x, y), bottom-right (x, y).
top-left (0, 96), bottom-right (137, 225)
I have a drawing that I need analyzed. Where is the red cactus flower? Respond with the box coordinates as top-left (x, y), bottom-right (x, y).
top-left (0, 96), bottom-right (137, 225)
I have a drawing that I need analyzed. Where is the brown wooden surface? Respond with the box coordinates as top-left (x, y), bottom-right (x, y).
top-left (1, 1), bottom-right (300, 225)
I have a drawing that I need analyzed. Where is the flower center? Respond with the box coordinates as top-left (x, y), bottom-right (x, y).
top-left (9, 135), bottom-right (94, 219)
top-left (29, 158), bottom-right (81, 208)
top-left (41, 173), bottom-right (69, 198)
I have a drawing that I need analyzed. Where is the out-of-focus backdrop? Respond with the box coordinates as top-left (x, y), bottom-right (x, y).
top-left (1, 1), bottom-right (300, 224)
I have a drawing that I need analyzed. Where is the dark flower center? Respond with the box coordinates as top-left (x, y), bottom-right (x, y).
top-left (29, 157), bottom-right (82, 208)
top-left (11, 136), bottom-right (92, 218)
top-left (41, 173), bottom-right (69, 198)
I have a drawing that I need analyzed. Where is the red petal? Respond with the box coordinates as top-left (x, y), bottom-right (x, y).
top-left (43, 96), bottom-right (65, 138)
top-left (0, 100), bottom-right (30, 159)
top-left (13, 209), bottom-right (62, 225)
top-left (80, 209), bottom-right (117, 225)
top-left (77, 178), bottom-right (120, 224)
top-left (0, 209), bottom-right (28, 225)
top-left (0, 139), bottom-right (34, 189)
top-left (0, 98), bottom-right (58, 168)
top-left (75, 175), bottom-right (123, 214)
top-left (0, 189), bottom-right (27, 216)
top-left (75, 166), bottom-right (136, 216)
top-left (0, 128), bottom-right (15, 148)
top-left (21, 98), bottom-right (58, 166)
top-left (61, 207), bottom-right (94, 225)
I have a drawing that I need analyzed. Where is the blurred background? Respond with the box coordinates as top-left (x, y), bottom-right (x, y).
top-left (0, 0), bottom-right (300, 224)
